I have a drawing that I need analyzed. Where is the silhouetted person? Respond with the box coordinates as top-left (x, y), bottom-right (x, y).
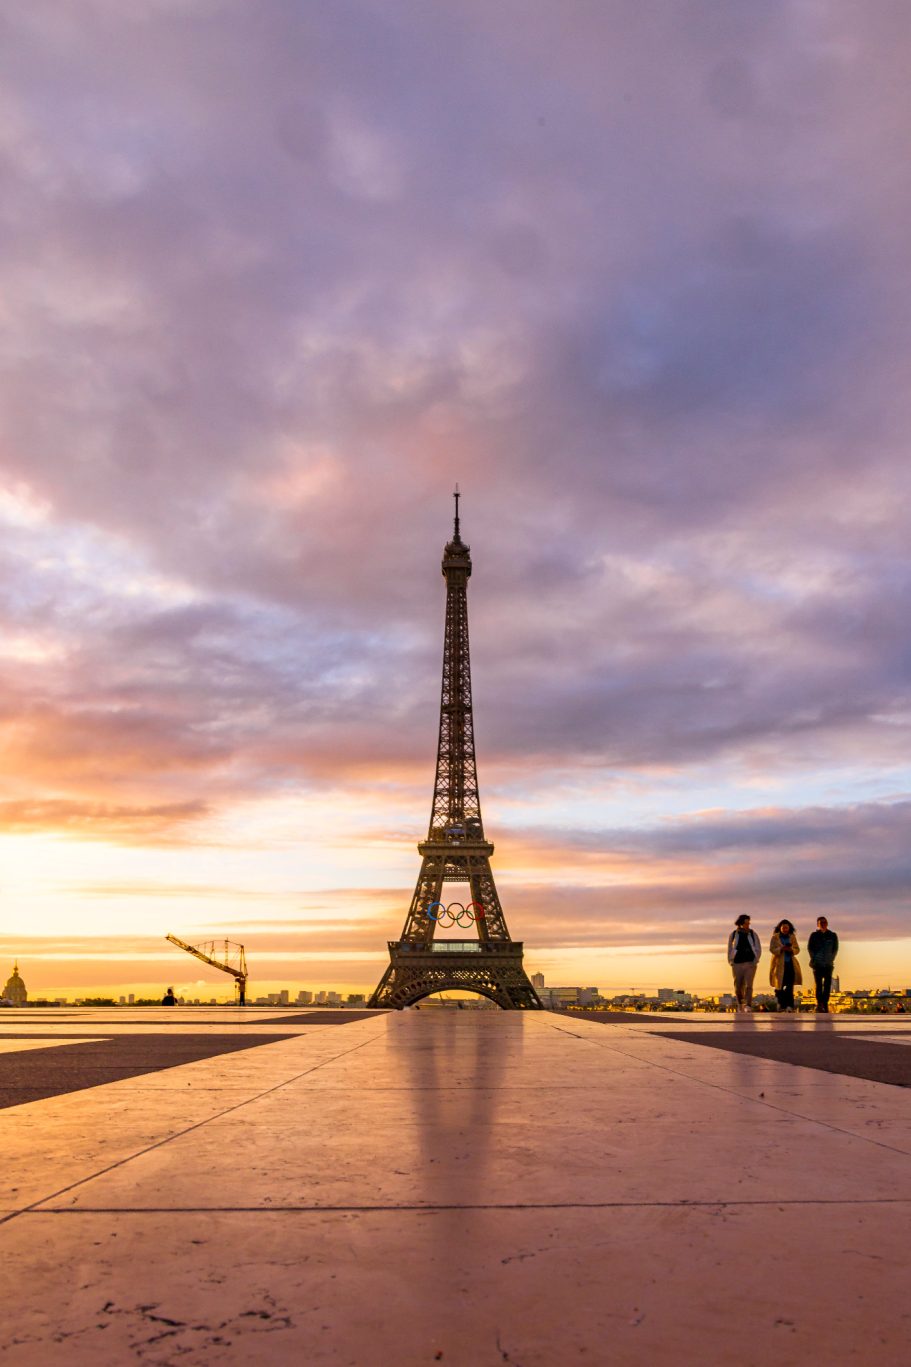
top-left (161, 987), bottom-right (177, 1005)
top-left (807, 916), bottom-right (839, 1013)
top-left (727, 914), bottom-right (761, 1012)
top-left (769, 921), bottom-right (801, 1012)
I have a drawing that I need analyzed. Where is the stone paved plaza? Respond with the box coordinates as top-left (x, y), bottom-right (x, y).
top-left (1, 1007), bottom-right (909, 1364)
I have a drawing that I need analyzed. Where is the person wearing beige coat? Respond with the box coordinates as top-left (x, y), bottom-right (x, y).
top-left (769, 920), bottom-right (802, 1012)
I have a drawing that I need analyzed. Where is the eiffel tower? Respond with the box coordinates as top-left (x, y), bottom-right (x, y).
top-left (369, 491), bottom-right (542, 1010)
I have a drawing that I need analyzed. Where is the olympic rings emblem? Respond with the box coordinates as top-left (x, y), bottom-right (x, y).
top-left (426, 901), bottom-right (485, 928)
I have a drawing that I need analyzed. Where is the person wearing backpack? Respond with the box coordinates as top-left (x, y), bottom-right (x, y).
top-left (727, 914), bottom-right (761, 1013)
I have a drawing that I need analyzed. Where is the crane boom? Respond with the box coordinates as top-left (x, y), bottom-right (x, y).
top-left (165, 934), bottom-right (248, 1005)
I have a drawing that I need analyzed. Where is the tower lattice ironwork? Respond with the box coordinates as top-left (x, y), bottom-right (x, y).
top-left (369, 492), bottom-right (542, 1010)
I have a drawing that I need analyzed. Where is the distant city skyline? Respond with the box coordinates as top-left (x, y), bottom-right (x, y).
top-left (3, 5), bottom-right (911, 996)
top-left (8, 967), bottom-right (909, 1012)
top-left (5, 954), bottom-right (910, 1005)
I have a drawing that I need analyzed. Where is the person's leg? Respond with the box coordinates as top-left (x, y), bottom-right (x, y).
top-left (820, 968), bottom-right (832, 1010)
top-left (783, 959), bottom-right (795, 1010)
top-left (813, 967), bottom-right (825, 1010)
top-left (732, 963), bottom-right (745, 1008)
top-left (774, 954), bottom-right (791, 1010)
top-left (744, 962), bottom-right (757, 1007)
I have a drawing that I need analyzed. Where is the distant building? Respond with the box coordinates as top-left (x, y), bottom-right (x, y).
top-left (531, 972), bottom-right (545, 990)
top-left (657, 988), bottom-right (693, 1006)
top-left (3, 962), bottom-right (27, 1006)
top-left (279, 989), bottom-right (290, 1005)
top-left (540, 986), bottom-right (600, 1008)
top-left (296, 990), bottom-right (313, 1005)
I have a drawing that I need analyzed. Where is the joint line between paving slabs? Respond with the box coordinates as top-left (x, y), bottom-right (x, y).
top-left (548, 1025), bottom-right (911, 1161)
top-left (0, 1026), bottom-right (387, 1230)
top-left (20, 1197), bottom-right (911, 1214)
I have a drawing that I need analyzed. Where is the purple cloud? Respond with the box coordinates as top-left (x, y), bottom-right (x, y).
top-left (2, 2), bottom-right (911, 975)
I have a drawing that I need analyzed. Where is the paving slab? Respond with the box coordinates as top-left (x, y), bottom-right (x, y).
top-left (0, 1033), bottom-right (301, 1109)
top-left (0, 1039), bottom-right (98, 1054)
top-left (0, 1009), bottom-right (909, 1365)
top-left (660, 1026), bottom-right (911, 1086)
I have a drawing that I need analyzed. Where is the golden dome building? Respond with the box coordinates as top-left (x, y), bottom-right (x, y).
top-left (3, 962), bottom-right (27, 1006)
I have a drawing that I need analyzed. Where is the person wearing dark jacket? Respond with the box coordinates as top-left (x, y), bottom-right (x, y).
top-left (727, 914), bottom-right (761, 1013)
top-left (161, 987), bottom-right (177, 1005)
top-left (807, 917), bottom-right (839, 1013)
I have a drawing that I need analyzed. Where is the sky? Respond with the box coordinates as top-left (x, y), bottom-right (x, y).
top-left (2, 0), bottom-right (910, 1001)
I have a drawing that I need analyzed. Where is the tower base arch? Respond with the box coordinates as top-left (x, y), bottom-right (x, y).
top-left (369, 940), bottom-right (542, 1011)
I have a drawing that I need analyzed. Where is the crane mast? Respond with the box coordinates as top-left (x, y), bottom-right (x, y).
top-left (165, 934), bottom-right (248, 1005)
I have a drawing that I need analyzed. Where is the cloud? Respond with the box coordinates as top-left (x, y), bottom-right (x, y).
top-left (496, 797), bottom-right (911, 944)
top-left (0, 798), bottom-right (208, 840)
top-left (1, 2), bottom-right (911, 976)
top-left (510, 798), bottom-right (911, 859)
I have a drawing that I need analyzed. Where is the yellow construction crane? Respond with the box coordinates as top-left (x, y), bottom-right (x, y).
top-left (165, 934), bottom-right (248, 1005)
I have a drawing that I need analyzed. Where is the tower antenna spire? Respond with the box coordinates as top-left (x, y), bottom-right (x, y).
top-left (453, 483), bottom-right (461, 540)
